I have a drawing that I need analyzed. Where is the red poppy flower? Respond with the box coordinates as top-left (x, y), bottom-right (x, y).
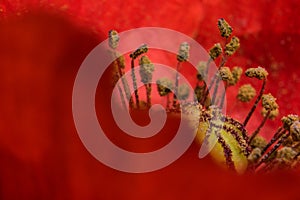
top-left (1, 1), bottom-right (300, 200)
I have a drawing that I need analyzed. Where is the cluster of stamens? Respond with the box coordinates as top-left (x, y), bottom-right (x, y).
top-left (107, 19), bottom-right (300, 173)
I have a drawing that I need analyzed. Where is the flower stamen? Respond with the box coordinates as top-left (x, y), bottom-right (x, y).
top-left (243, 67), bottom-right (268, 127)
top-left (173, 42), bottom-right (190, 109)
top-left (139, 55), bottom-right (154, 107)
top-left (130, 44), bottom-right (148, 108)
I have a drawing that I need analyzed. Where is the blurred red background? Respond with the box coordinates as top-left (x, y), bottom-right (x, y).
top-left (1, 0), bottom-right (300, 199)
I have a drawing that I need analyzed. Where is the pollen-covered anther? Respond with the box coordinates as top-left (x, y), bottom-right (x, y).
top-left (130, 44), bottom-right (148, 59)
top-left (282, 136), bottom-right (294, 147)
top-left (219, 66), bottom-right (233, 82)
top-left (281, 114), bottom-right (300, 130)
top-left (156, 78), bottom-right (173, 96)
top-left (250, 136), bottom-right (267, 150)
top-left (228, 66), bottom-right (243, 86)
top-left (218, 18), bottom-right (233, 38)
top-left (139, 55), bottom-right (154, 84)
top-left (225, 36), bottom-right (240, 56)
top-left (266, 147), bottom-right (298, 170)
top-left (261, 108), bottom-right (279, 120)
top-left (177, 42), bottom-right (190, 62)
top-left (290, 121), bottom-right (300, 141)
top-left (261, 93), bottom-right (279, 111)
top-left (209, 43), bottom-right (222, 60)
top-left (248, 148), bottom-right (262, 163)
top-left (245, 66), bottom-right (269, 80)
top-left (197, 61), bottom-right (207, 81)
top-left (177, 84), bottom-right (190, 100)
top-left (237, 84), bottom-right (256, 102)
top-left (276, 147), bottom-right (297, 163)
top-left (108, 30), bottom-right (119, 49)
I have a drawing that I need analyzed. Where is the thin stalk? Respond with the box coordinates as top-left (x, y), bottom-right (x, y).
top-left (111, 52), bottom-right (128, 109)
top-left (219, 55), bottom-right (228, 68)
top-left (249, 110), bottom-right (270, 143)
top-left (219, 38), bottom-right (228, 68)
top-left (243, 78), bottom-right (267, 127)
top-left (219, 84), bottom-right (228, 109)
top-left (117, 85), bottom-right (127, 111)
top-left (131, 59), bottom-right (139, 108)
top-left (121, 76), bottom-right (134, 108)
top-left (211, 38), bottom-right (231, 106)
top-left (112, 51), bottom-right (133, 108)
top-left (205, 58), bottom-right (212, 75)
top-left (173, 62), bottom-right (182, 108)
top-left (204, 50), bottom-right (228, 106)
top-left (260, 127), bottom-right (285, 155)
top-left (146, 83), bottom-right (152, 107)
top-left (256, 161), bottom-right (275, 174)
top-left (201, 75), bottom-right (216, 106)
top-left (211, 76), bottom-right (221, 105)
top-left (201, 58), bottom-right (216, 106)
top-left (196, 82), bottom-right (207, 104)
top-left (256, 132), bottom-right (289, 169)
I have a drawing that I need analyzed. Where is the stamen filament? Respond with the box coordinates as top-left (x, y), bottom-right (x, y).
top-left (173, 61), bottom-right (182, 109)
top-left (131, 58), bottom-right (140, 108)
top-left (243, 78), bottom-right (267, 127)
top-left (114, 52), bottom-right (134, 108)
top-left (249, 110), bottom-right (270, 143)
top-left (117, 85), bottom-right (127, 110)
top-left (146, 83), bottom-right (152, 107)
top-left (211, 76), bottom-right (221, 105)
top-left (201, 75), bottom-right (216, 106)
top-left (260, 127), bottom-right (285, 155)
top-left (219, 84), bottom-right (227, 109)
top-left (256, 131), bottom-right (289, 169)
